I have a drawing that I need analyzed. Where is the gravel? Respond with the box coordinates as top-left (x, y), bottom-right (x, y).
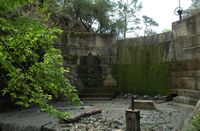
top-left (0, 99), bottom-right (195, 131)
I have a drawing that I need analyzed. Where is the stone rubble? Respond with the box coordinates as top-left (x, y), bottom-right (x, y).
top-left (0, 99), bottom-right (194, 131)
top-left (57, 106), bottom-right (190, 131)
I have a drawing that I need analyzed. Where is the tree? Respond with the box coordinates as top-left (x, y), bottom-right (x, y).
top-left (60, 0), bottom-right (113, 33)
top-left (93, 0), bottom-right (113, 33)
top-left (116, 0), bottom-right (142, 38)
top-left (184, 0), bottom-right (200, 16)
top-left (0, 0), bottom-right (81, 118)
top-left (142, 15), bottom-right (159, 36)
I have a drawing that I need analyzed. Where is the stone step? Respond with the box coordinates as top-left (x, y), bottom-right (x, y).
top-left (79, 93), bottom-right (115, 98)
top-left (178, 89), bottom-right (200, 99)
top-left (79, 87), bottom-right (116, 100)
top-left (81, 87), bottom-right (117, 93)
top-left (167, 101), bottom-right (195, 110)
top-left (80, 97), bottom-right (113, 101)
top-left (173, 96), bottom-right (199, 106)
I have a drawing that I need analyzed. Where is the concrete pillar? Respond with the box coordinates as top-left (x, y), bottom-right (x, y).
top-left (126, 109), bottom-right (140, 131)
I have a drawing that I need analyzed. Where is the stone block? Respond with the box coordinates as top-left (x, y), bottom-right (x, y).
top-left (128, 100), bottom-right (156, 110)
top-left (173, 77), bottom-right (196, 90)
top-left (126, 109), bottom-right (140, 131)
top-left (173, 96), bottom-right (198, 106)
top-left (178, 89), bottom-right (200, 99)
top-left (172, 21), bottom-right (188, 38)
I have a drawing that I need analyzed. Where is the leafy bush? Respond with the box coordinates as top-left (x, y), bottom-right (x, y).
top-left (0, 0), bottom-right (81, 118)
top-left (191, 112), bottom-right (200, 131)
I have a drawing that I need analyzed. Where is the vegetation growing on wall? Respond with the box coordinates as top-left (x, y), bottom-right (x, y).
top-left (118, 42), bottom-right (171, 95)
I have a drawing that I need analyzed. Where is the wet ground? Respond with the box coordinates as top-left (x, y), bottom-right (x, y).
top-left (0, 99), bottom-right (195, 131)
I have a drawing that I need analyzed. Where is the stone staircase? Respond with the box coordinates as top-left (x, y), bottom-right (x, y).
top-left (173, 89), bottom-right (200, 106)
top-left (79, 87), bottom-right (117, 100)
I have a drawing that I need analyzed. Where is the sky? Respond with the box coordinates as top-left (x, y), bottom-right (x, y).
top-left (141, 0), bottom-right (192, 33)
top-left (126, 0), bottom-right (192, 37)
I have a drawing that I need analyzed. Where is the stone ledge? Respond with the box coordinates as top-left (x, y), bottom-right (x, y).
top-left (129, 100), bottom-right (156, 110)
top-left (173, 96), bottom-right (198, 106)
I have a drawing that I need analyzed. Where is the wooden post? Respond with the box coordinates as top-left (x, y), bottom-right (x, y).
top-left (126, 109), bottom-right (140, 131)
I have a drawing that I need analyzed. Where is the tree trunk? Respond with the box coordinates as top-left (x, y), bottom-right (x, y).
top-left (59, 109), bottom-right (102, 124)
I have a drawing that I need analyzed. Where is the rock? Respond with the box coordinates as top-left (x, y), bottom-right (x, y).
top-left (113, 124), bottom-right (119, 129)
top-left (161, 96), bottom-right (167, 102)
top-left (123, 94), bottom-right (128, 99)
top-left (80, 107), bottom-right (85, 110)
top-left (143, 95), bottom-right (148, 99)
top-left (113, 120), bottom-right (122, 125)
top-left (128, 93), bottom-right (132, 98)
top-left (133, 94), bottom-right (138, 99)
top-left (86, 125), bottom-right (90, 130)
top-left (154, 96), bottom-right (159, 100)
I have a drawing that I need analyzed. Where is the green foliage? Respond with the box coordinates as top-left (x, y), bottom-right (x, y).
top-left (184, 0), bottom-right (200, 17)
top-left (59, 0), bottom-right (143, 37)
top-left (162, 29), bottom-right (172, 33)
top-left (118, 43), bottom-right (171, 95)
top-left (0, 0), bottom-right (81, 118)
top-left (192, 113), bottom-right (200, 131)
top-left (60, 0), bottom-right (113, 33)
top-left (142, 15), bottom-right (159, 36)
top-left (116, 0), bottom-right (142, 38)
top-left (0, 0), bottom-right (33, 13)
top-left (188, 112), bottom-right (200, 131)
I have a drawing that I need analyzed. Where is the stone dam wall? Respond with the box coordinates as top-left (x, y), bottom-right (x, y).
top-left (118, 12), bottom-right (200, 95)
top-left (55, 12), bottom-right (200, 96)
top-left (117, 32), bottom-right (172, 95)
top-left (56, 32), bottom-right (117, 90)
top-left (171, 13), bottom-right (200, 92)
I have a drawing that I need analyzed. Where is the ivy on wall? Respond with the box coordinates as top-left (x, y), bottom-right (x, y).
top-left (118, 42), bottom-right (171, 95)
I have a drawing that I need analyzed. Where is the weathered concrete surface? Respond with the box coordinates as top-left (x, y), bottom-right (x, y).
top-left (117, 12), bottom-right (200, 105)
top-left (173, 96), bottom-right (198, 106)
top-left (0, 99), bottom-right (194, 131)
top-left (117, 32), bottom-right (172, 65)
top-left (128, 100), bottom-right (156, 110)
top-left (56, 32), bottom-right (117, 98)
top-left (169, 13), bottom-right (200, 105)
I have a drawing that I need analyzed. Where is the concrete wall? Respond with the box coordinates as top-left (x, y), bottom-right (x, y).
top-left (171, 13), bottom-right (200, 91)
top-left (56, 12), bottom-right (200, 95)
top-left (56, 32), bottom-right (117, 90)
top-left (118, 32), bottom-right (172, 64)
top-left (117, 33), bottom-right (172, 94)
top-left (117, 12), bottom-right (200, 94)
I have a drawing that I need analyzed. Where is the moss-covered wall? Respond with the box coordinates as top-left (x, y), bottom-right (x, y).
top-left (117, 33), bottom-right (172, 95)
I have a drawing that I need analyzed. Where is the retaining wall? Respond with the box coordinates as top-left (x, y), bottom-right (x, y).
top-left (117, 12), bottom-right (200, 95)
top-left (56, 32), bottom-right (117, 90)
top-left (56, 12), bottom-right (200, 95)
top-left (171, 13), bottom-right (200, 92)
top-left (117, 32), bottom-right (172, 94)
